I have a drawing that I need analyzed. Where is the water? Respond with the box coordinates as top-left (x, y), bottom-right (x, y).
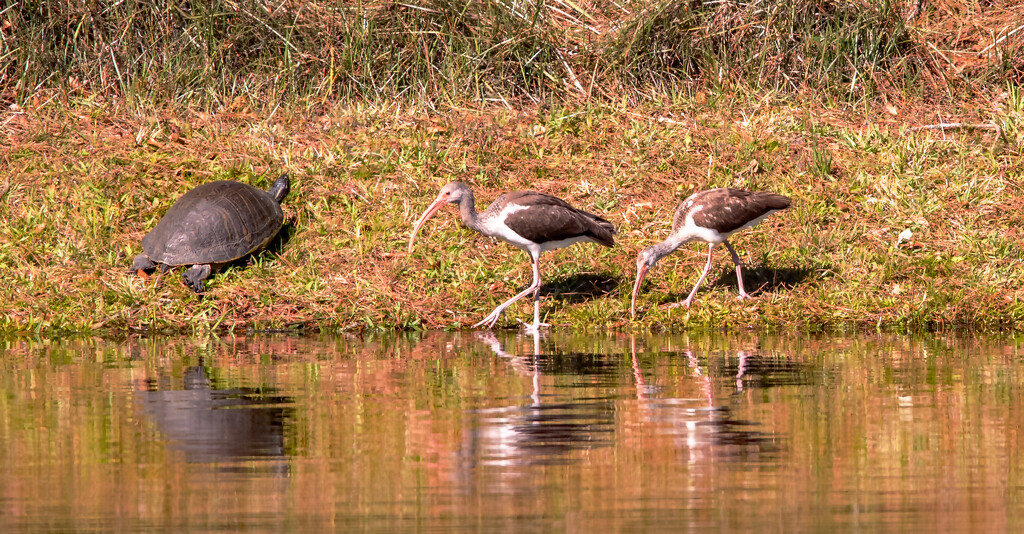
top-left (2, 331), bottom-right (1023, 531)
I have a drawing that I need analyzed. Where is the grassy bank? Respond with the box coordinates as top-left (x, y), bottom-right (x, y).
top-left (1, 1), bottom-right (1022, 335)
top-left (1, 90), bottom-right (1022, 335)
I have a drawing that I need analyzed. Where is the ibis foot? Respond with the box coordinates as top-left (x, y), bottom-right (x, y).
top-left (519, 319), bottom-right (550, 334)
top-left (473, 309), bottom-right (506, 330)
top-left (662, 299), bottom-right (694, 310)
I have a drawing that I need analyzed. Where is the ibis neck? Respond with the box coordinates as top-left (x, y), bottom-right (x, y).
top-left (650, 235), bottom-right (690, 264)
top-left (456, 190), bottom-right (485, 233)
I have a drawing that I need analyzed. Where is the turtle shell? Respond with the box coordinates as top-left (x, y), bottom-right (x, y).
top-left (142, 180), bottom-right (284, 266)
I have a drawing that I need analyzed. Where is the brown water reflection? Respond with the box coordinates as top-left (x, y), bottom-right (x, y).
top-left (1, 332), bottom-right (1022, 530)
top-left (136, 363), bottom-right (292, 466)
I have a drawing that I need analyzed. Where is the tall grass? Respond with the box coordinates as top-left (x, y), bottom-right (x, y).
top-left (1, 1), bottom-right (1020, 108)
top-left (610, 1), bottom-right (917, 92)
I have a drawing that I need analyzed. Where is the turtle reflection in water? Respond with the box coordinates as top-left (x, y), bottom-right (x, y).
top-left (136, 365), bottom-right (293, 464)
top-left (129, 174), bottom-right (290, 292)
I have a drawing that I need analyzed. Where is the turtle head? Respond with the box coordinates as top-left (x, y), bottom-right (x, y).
top-left (268, 174), bottom-right (290, 203)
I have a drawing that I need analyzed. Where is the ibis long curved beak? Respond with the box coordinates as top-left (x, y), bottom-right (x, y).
top-left (630, 260), bottom-right (650, 318)
top-left (408, 196), bottom-right (448, 253)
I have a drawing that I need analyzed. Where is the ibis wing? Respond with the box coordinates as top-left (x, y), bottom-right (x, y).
top-left (682, 188), bottom-right (790, 234)
top-left (502, 192), bottom-right (615, 247)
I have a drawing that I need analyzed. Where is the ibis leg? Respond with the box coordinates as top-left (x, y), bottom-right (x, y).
top-left (723, 241), bottom-right (749, 299)
top-left (527, 260), bottom-right (551, 333)
top-left (474, 255), bottom-right (545, 330)
top-left (679, 244), bottom-right (715, 308)
top-left (532, 289), bottom-right (542, 332)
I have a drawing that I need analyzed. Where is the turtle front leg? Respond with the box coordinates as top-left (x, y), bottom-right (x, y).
top-left (182, 264), bottom-right (213, 293)
top-left (128, 254), bottom-right (156, 274)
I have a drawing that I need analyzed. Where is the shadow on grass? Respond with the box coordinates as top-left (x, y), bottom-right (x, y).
top-left (266, 219), bottom-right (297, 256)
top-left (543, 272), bottom-right (620, 303)
top-left (219, 219), bottom-right (296, 274)
top-left (656, 265), bottom-right (816, 304)
top-left (724, 265), bottom-right (816, 293)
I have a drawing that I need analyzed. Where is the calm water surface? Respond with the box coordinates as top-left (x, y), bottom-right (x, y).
top-left (2, 331), bottom-right (1023, 531)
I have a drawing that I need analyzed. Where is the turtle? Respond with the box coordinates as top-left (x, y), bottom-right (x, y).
top-left (128, 174), bottom-right (291, 293)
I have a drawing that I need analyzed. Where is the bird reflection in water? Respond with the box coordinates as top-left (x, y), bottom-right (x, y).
top-left (628, 337), bottom-right (780, 460)
top-left (136, 363), bottom-right (293, 472)
top-left (466, 331), bottom-right (615, 469)
top-left (464, 334), bottom-right (796, 476)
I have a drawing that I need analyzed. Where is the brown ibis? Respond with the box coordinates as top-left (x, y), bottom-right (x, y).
top-left (630, 188), bottom-right (791, 317)
top-left (408, 181), bottom-right (616, 331)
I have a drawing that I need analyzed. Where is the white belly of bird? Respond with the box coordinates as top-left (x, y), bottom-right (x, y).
top-left (683, 216), bottom-right (728, 244)
top-left (684, 209), bottom-right (780, 244)
top-left (537, 235), bottom-right (592, 252)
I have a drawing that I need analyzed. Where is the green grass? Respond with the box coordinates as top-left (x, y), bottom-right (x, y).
top-left (0, 87), bottom-right (1022, 335)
